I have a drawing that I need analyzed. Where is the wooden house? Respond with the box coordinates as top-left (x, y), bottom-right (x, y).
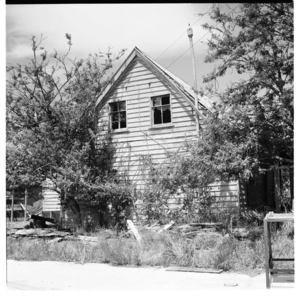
top-left (8, 47), bottom-right (286, 228)
top-left (95, 47), bottom-right (244, 214)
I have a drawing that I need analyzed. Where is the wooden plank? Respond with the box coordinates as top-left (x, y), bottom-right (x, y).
top-left (274, 169), bottom-right (281, 213)
top-left (108, 84), bottom-right (168, 100)
top-left (43, 193), bottom-right (60, 198)
top-left (77, 235), bottom-right (99, 243)
top-left (11, 190), bottom-right (14, 222)
top-left (270, 269), bottom-right (295, 274)
top-left (20, 203), bottom-right (31, 219)
top-left (189, 223), bottom-right (223, 227)
top-left (97, 128), bottom-right (196, 141)
top-left (117, 145), bottom-right (184, 155)
top-left (166, 267), bottom-right (223, 274)
top-left (110, 137), bottom-right (194, 148)
top-left (98, 123), bottom-right (196, 137)
top-left (200, 184), bottom-right (237, 191)
top-left (127, 220), bottom-right (142, 242)
top-left (127, 118), bottom-right (195, 129)
top-left (121, 68), bottom-right (152, 78)
top-left (202, 181), bottom-right (238, 186)
top-left (265, 213), bottom-right (294, 222)
top-left (157, 221), bottom-right (175, 233)
top-left (24, 188), bottom-right (28, 221)
top-left (7, 205), bottom-right (23, 211)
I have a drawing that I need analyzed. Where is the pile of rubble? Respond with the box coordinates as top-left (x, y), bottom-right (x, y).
top-left (7, 215), bottom-right (118, 244)
top-left (7, 216), bottom-right (259, 244)
top-left (142, 221), bottom-right (224, 237)
top-left (137, 220), bottom-right (259, 241)
top-left (7, 215), bottom-right (73, 242)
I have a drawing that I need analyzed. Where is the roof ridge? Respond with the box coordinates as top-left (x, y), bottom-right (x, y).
top-left (96, 47), bottom-right (213, 113)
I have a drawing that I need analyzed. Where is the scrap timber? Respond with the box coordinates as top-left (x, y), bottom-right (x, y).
top-left (166, 267), bottom-right (223, 274)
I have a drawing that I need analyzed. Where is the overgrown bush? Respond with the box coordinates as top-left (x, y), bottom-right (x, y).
top-left (135, 143), bottom-right (224, 224)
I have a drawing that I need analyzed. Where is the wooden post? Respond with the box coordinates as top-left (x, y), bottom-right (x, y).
top-left (24, 187), bottom-right (28, 221)
top-left (127, 220), bottom-right (142, 242)
top-left (60, 205), bottom-right (63, 229)
top-left (274, 169), bottom-right (281, 212)
top-left (264, 217), bottom-right (271, 289)
top-left (11, 189), bottom-right (15, 222)
top-left (187, 26), bottom-right (200, 137)
top-left (289, 168), bottom-right (294, 210)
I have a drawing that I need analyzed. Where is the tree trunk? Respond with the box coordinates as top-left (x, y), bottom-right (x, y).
top-left (66, 196), bottom-right (82, 228)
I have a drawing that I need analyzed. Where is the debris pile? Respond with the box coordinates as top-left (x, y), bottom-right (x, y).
top-left (7, 216), bottom-right (260, 244)
top-left (141, 221), bottom-right (224, 238)
top-left (172, 222), bottom-right (224, 238)
top-left (7, 215), bottom-right (73, 241)
top-left (7, 227), bottom-right (72, 240)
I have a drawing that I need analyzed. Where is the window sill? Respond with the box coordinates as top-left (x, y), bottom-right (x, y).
top-left (148, 124), bottom-right (175, 130)
top-left (109, 129), bottom-right (130, 134)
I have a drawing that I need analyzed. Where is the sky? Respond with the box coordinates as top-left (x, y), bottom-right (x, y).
top-left (5, 3), bottom-right (244, 95)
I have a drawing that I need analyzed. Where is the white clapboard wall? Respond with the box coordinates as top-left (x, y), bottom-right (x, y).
top-left (42, 179), bottom-right (61, 212)
top-left (163, 180), bottom-right (240, 211)
top-left (199, 180), bottom-right (240, 209)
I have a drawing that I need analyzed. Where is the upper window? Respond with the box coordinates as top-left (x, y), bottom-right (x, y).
top-left (109, 101), bottom-right (126, 130)
top-left (151, 94), bottom-right (171, 125)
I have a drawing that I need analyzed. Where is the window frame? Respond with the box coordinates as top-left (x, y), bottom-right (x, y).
top-left (108, 100), bottom-right (128, 132)
top-left (150, 93), bottom-right (172, 128)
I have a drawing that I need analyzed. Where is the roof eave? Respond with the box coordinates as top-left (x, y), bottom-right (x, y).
top-left (95, 47), bottom-right (139, 108)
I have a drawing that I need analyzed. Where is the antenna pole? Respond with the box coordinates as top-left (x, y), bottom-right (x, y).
top-left (187, 25), bottom-right (199, 136)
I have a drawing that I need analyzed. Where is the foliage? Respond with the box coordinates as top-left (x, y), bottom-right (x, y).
top-left (198, 3), bottom-right (293, 177)
top-left (6, 34), bottom-right (131, 227)
top-left (135, 144), bottom-right (222, 224)
top-left (130, 4), bottom-right (293, 225)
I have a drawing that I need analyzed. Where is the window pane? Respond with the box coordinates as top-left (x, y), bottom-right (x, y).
top-left (112, 113), bottom-right (119, 122)
top-left (120, 111), bottom-right (126, 128)
top-left (112, 121), bottom-right (119, 130)
top-left (152, 97), bottom-right (161, 107)
top-left (161, 95), bottom-right (170, 105)
top-left (110, 103), bottom-right (118, 112)
top-left (119, 101), bottom-right (126, 111)
top-left (162, 105), bottom-right (171, 123)
top-left (153, 107), bottom-right (162, 124)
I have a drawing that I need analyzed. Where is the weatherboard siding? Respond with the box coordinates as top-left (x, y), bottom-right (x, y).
top-left (96, 56), bottom-right (240, 211)
top-left (42, 179), bottom-right (61, 212)
top-left (97, 57), bottom-right (196, 186)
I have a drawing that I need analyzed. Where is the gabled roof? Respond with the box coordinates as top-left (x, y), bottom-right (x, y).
top-left (95, 47), bottom-right (213, 116)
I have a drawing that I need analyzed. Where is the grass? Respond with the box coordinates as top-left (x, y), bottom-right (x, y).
top-left (6, 222), bottom-right (294, 275)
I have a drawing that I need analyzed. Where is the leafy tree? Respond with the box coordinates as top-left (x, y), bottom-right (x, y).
top-left (6, 34), bottom-right (131, 227)
top-left (197, 3), bottom-right (293, 178)
top-left (137, 3), bottom-right (294, 223)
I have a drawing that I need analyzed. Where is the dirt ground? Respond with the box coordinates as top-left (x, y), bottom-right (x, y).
top-left (6, 260), bottom-right (294, 290)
